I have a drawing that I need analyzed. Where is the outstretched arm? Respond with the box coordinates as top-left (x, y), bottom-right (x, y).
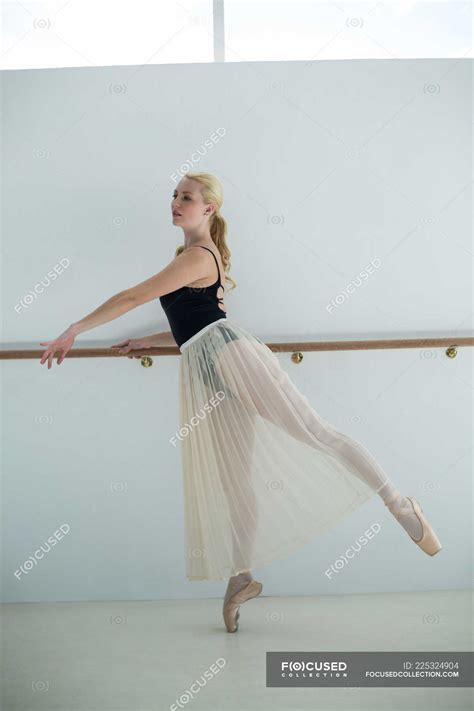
top-left (72, 245), bottom-right (214, 335)
top-left (39, 247), bottom-right (214, 368)
top-left (69, 290), bottom-right (135, 337)
top-left (39, 289), bottom-right (135, 369)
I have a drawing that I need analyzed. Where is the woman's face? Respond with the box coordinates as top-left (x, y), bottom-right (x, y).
top-left (171, 178), bottom-right (214, 227)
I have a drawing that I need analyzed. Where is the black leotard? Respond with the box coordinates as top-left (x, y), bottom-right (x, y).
top-left (159, 245), bottom-right (227, 348)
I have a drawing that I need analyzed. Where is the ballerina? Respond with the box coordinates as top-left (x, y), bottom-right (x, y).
top-left (40, 171), bottom-right (442, 634)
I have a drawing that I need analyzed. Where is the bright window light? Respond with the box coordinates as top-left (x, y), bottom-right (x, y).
top-left (224, 0), bottom-right (472, 62)
top-left (1, 0), bottom-right (214, 70)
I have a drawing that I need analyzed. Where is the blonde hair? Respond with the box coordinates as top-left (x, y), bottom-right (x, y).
top-left (174, 172), bottom-right (237, 292)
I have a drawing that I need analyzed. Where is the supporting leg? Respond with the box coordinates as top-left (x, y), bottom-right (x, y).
top-left (200, 371), bottom-right (259, 575)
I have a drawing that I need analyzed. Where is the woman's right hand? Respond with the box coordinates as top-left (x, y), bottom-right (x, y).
top-left (110, 337), bottom-right (154, 358)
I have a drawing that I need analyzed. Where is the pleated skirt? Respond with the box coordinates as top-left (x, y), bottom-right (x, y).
top-left (178, 317), bottom-right (389, 581)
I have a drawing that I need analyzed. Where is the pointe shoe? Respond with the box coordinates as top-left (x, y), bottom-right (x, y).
top-left (384, 493), bottom-right (442, 556)
top-left (222, 580), bottom-right (263, 633)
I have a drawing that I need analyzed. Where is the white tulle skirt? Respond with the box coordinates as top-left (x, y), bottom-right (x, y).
top-left (178, 317), bottom-right (390, 581)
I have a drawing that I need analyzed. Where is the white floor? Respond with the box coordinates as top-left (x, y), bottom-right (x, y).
top-left (2, 589), bottom-right (472, 711)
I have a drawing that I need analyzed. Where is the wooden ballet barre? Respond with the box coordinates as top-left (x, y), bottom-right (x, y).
top-left (0, 336), bottom-right (473, 360)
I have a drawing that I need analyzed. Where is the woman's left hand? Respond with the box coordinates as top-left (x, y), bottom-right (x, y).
top-left (39, 327), bottom-right (77, 369)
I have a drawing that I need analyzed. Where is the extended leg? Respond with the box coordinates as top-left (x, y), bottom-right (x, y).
top-left (216, 339), bottom-right (427, 541)
top-left (216, 338), bottom-right (390, 490)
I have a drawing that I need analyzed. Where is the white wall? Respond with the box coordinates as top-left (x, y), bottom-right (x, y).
top-left (2, 57), bottom-right (472, 602)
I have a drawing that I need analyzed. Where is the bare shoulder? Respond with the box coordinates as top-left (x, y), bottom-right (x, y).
top-left (183, 244), bottom-right (224, 288)
top-left (182, 243), bottom-right (223, 268)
